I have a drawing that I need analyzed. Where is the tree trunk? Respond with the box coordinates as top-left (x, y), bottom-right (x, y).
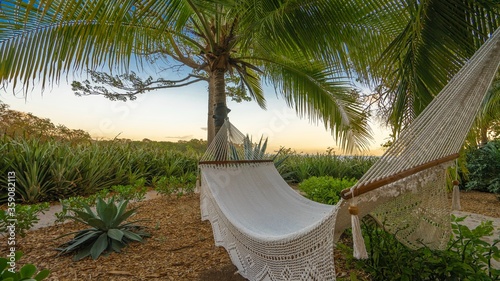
top-left (210, 69), bottom-right (228, 139)
top-left (207, 76), bottom-right (216, 145)
top-left (480, 125), bottom-right (489, 146)
top-left (207, 69), bottom-right (229, 160)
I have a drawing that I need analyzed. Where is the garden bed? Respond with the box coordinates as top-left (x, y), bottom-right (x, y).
top-left (1, 191), bottom-right (499, 280)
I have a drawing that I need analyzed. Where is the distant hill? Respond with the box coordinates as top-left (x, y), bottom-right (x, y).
top-left (0, 102), bottom-right (92, 143)
top-left (0, 101), bottom-right (208, 151)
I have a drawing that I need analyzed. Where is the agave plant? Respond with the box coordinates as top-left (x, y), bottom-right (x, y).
top-left (56, 197), bottom-right (149, 261)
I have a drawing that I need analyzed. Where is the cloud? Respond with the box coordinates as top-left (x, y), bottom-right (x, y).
top-left (165, 135), bottom-right (193, 140)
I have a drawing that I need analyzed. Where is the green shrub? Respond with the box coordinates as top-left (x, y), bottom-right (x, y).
top-left (0, 252), bottom-right (50, 281)
top-left (56, 197), bottom-right (149, 261)
top-left (465, 140), bottom-right (500, 193)
top-left (277, 150), bottom-right (377, 183)
top-left (153, 174), bottom-right (197, 196)
top-left (298, 176), bottom-right (357, 205)
top-left (110, 178), bottom-right (148, 201)
top-left (0, 203), bottom-right (50, 238)
top-left (358, 215), bottom-right (500, 280)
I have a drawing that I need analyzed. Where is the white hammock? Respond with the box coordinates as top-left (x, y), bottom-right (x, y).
top-left (199, 28), bottom-right (500, 281)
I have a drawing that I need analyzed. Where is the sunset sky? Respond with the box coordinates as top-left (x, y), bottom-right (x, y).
top-left (0, 70), bottom-right (391, 155)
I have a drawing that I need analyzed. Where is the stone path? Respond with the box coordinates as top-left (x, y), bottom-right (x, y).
top-left (453, 211), bottom-right (500, 269)
top-left (30, 191), bottom-right (163, 230)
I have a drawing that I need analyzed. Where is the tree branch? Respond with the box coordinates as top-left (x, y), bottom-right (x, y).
top-left (72, 71), bottom-right (207, 101)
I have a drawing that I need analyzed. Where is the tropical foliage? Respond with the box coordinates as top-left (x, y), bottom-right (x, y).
top-left (277, 149), bottom-right (377, 183)
top-left (356, 215), bottom-right (500, 281)
top-left (0, 202), bottom-right (49, 238)
top-left (0, 0), bottom-right (381, 152)
top-left (0, 252), bottom-right (50, 281)
top-left (464, 139), bottom-right (500, 194)
top-left (298, 176), bottom-right (357, 205)
top-left (365, 1), bottom-right (500, 136)
top-left (0, 135), bottom-right (200, 204)
top-left (472, 72), bottom-right (500, 145)
top-left (56, 197), bottom-right (149, 261)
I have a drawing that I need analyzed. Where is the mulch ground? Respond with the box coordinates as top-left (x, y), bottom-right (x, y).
top-left (1, 190), bottom-right (499, 281)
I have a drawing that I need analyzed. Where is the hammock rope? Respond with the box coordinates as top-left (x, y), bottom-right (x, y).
top-left (199, 28), bottom-right (500, 281)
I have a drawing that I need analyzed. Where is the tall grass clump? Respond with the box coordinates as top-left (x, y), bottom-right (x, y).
top-left (0, 137), bottom-right (200, 204)
top-left (277, 149), bottom-right (377, 183)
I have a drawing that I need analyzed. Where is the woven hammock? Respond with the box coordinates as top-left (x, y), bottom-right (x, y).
top-left (199, 28), bottom-right (500, 281)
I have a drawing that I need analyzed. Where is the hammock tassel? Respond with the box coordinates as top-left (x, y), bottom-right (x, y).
top-left (452, 180), bottom-right (461, 211)
top-left (349, 205), bottom-right (368, 259)
top-left (194, 172), bottom-right (201, 193)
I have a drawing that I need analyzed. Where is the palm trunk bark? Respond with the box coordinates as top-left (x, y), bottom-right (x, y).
top-left (207, 76), bottom-right (216, 145)
top-left (208, 69), bottom-right (229, 159)
top-left (480, 126), bottom-right (488, 146)
top-left (211, 69), bottom-right (228, 137)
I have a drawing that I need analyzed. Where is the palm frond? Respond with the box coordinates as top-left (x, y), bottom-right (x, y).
top-left (372, 0), bottom-right (500, 133)
top-left (250, 52), bottom-right (372, 153)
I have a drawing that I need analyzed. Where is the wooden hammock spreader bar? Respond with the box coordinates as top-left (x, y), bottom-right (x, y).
top-left (199, 160), bottom-right (274, 165)
top-left (340, 153), bottom-right (459, 200)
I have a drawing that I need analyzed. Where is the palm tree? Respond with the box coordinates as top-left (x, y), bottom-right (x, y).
top-left (363, 1), bottom-right (500, 136)
top-left (1, 1), bottom-right (498, 150)
top-left (0, 0), bottom-right (386, 152)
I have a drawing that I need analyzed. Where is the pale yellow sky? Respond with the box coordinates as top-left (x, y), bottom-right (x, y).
top-left (1, 81), bottom-right (390, 156)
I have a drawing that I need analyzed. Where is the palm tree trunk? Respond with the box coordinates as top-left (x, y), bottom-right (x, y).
top-left (208, 69), bottom-right (229, 160)
top-left (207, 76), bottom-right (215, 145)
top-left (480, 125), bottom-right (489, 146)
top-left (211, 69), bottom-right (228, 138)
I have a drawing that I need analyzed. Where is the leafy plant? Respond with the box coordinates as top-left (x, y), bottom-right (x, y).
top-left (0, 203), bottom-right (50, 237)
top-left (54, 189), bottom-right (110, 223)
top-left (153, 174), bottom-right (197, 196)
top-left (449, 215), bottom-right (500, 279)
top-left (111, 178), bottom-right (148, 201)
top-left (299, 176), bottom-right (357, 205)
top-left (56, 197), bottom-right (149, 261)
top-left (228, 135), bottom-right (289, 169)
top-left (358, 215), bottom-right (500, 281)
top-left (465, 140), bottom-right (500, 193)
top-left (0, 251), bottom-right (50, 280)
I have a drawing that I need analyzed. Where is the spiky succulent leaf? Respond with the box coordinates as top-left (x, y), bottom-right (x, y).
top-left (90, 233), bottom-right (109, 260)
top-left (110, 239), bottom-right (126, 253)
top-left (57, 197), bottom-right (148, 260)
top-left (58, 230), bottom-right (101, 254)
top-left (107, 229), bottom-right (124, 241)
top-left (111, 208), bottom-right (137, 228)
top-left (86, 218), bottom-right (107, 230)
top-left (122, 230), bottom-right (143, 242)
top-left (100, 203), bottom-right (118, 229)
top-left (73, 243), bottom-right (93, 261)
top-left (67, 209), bottom-right (98, 224)
top-left (114, 200), bottom-right (129, 221)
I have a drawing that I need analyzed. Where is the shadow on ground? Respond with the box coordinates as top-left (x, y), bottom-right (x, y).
top-left (198, 265), bottom-right (247, 281)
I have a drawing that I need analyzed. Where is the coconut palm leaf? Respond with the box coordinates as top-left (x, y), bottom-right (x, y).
top-left (369, 0), bottom-right (500, 133)
top-left (2, 0), bottom-right (496, 150)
